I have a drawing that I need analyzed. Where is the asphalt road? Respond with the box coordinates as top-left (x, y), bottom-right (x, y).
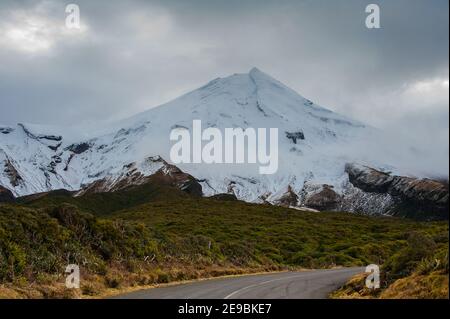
top-left (113, 267), bottom-right (364, 299)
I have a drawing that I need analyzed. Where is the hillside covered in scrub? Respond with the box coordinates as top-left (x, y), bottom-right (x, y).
top-left (331, 231), bottom-right (449, 299)
top-left (0, 181), bottom-right (448, 298)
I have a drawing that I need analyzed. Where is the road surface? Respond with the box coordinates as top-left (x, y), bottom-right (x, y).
top-left (113, 267), bottom-right (364, 299)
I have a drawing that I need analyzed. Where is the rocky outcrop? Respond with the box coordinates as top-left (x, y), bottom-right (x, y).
top-left (65, 142), bottom-right (90, 154)
top-left (0, 185), bottom-right (15, 202)
top-left (301, 183), bottom-right (340, 211)
top-left (285, 131), bottom-right (305, 144)
top-left (3, 158), bottom-right (23, 187)
top-left (18, 123), bottom-right (62, 142)
top-left (151, 161), bottom-right (203, 197)
top-left (345, 163), bottom-right (449, 220)
top-left (77, 164), bottom-right (149, 195)
top-left (77, 157), bottom-right (203, 197)
top-left (345, 164), bottom-right (393, 193)
top-left (274, 185), bottom-right (299, 207)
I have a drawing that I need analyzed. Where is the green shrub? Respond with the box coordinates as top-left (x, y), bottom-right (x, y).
top-left (383, 232), bottom-right (439, 281)
top-left (0, 204), bottom-right (158, 282)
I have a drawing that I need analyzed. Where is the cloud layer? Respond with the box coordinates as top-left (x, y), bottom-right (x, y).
top-left (0, 0), bottom-right (448, 175)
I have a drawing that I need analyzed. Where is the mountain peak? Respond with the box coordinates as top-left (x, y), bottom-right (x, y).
top-left (249, 67), bottom-right (262, 74)
top-left (248, 67), bottom-right (274, 82)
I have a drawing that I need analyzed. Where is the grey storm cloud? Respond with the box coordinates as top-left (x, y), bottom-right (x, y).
top-left (0, 0), bottom-right (448, 175)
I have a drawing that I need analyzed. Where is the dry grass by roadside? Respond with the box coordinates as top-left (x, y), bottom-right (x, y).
top-left (330, 270), bottom-right (449, 299)
top-left (0, 263), bottom-right (291, 299)
top-left (381, 272), bottom-right (448, 299)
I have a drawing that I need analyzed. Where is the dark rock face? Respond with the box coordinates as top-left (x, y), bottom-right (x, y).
top-left (0, 127), bottom-right (14, 134)
top-left (40, 135), bottom-right (62, 142)
top-left (0, 186), bottom-right (15, 203)
top-left (65, 143), bottom-right (90, 154)
top-left (346, 164), bottom-right (393, 193)
top-left (18, 123), bottom-right (62, 141)
top-left (285, 131), bottom-right (305, 144)
top-left (151, 162), bottom-right (203, 197)
top-left (303, 184), bottom-right (340, 211)
top-left (345, 163), bottom-right (449, 220)
top-left (48, 143), bottom-right (62, 151)
top-left (274, 186), bottom-right (299, 207)
top-left (4, 159), bottom-right (23, 187)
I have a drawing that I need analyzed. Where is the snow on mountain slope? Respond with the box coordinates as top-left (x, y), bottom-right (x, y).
top-left (1, 68), bottom-right (391, 210)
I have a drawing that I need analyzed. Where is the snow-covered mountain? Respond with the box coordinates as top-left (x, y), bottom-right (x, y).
top-left (1, 68), bottom-right (447, 217)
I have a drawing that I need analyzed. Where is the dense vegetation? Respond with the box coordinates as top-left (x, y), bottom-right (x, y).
top-left (0, 183), bottom-right (448, 298)
top-left (331, 231), bottom-right (448, 298)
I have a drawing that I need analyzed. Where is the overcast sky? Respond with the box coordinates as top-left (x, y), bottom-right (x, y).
top-left (0, 0), bottom-right (448, 174)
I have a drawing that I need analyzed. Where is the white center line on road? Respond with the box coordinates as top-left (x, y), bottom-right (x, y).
top-left (223, 269), bottom-right (348, 299)
top-left (224, 274), bottom-right (306, 299)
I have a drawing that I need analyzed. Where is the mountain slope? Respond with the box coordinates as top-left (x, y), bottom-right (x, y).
top-left (1, 68), bottom-right (447, 218)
